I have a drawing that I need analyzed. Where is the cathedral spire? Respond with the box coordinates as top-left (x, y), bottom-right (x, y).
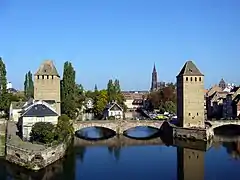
top-left (153, 63), bottom-right (156, 72)
top-left (150, 63), bottom-right (158, 91)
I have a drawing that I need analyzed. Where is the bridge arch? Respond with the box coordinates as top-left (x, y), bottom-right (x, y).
top-left (73, 121), bottom-right (119, 133)
top-left (120, 121), bottom-right (164, 134)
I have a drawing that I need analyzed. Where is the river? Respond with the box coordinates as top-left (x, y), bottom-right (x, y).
top-left (1, 127), bottom-right (240, 180)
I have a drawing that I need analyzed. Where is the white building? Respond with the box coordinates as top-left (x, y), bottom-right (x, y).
top-left (18, 100), bottom-right (59, 141)
top-left (103, 102), bottom-right (123, 120)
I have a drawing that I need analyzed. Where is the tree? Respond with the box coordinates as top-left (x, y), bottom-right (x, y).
top-left (61, 61), bottom-right (77, 119)
top-left (94, 90), bottom-right (108, 118)
top-left (148, 82), bottom-right (176, 111)
top-left (55, 114), bottom-right (74, 141)
top-left (30, 122), bottom-right (55, 144)
top-left (24, 71), bottom-right (34, 99)
top-left (107, 79), bottom-right (115, 102)
top-left (0, 58), bottom-right (8, 113)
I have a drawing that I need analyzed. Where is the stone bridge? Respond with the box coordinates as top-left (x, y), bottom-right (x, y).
top-left (74, 135), bottom-right (164, 147)
top-left (73, 120), bottom-right (166, 134)
top-left (205, 120), bottom-right (240, 129)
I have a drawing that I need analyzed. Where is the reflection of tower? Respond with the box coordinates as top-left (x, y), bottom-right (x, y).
top-left (177, 147), bottom-right (204, 180)
top-left (150, 63), bottom-right (158, 91)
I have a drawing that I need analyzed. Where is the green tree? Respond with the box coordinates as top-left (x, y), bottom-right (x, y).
top-left (61, 61), bottom-right (77, 119)
top-left (0, 58), bottom-right (8, 113)
top-left (107, 79), bottom-right (115, 102)
top-left (30, 122), bottom-right (55, 144)
top-left (24, 71), bottom-right (34, 99)
top-left (55, 114), bottom-right (74, 141)
top-left (94, 90), bottom-right (108, 118)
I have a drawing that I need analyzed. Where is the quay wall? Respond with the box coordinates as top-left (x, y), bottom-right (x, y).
top-left (172, 126), bottom-right (214, 141)
top-left (5, 136), bottom-right (71, 171)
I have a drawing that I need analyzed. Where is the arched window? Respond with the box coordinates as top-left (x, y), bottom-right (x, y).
top-left (186, 77), bottom-right (188, 81)
top-left (190, 77), bottom-right (192, 81)
top-left (195, 77), bottom-right (197, 81)
top-left (199, 77), bottom-right (201, 81)
top-left (42, 75), bottom-right (44, 79)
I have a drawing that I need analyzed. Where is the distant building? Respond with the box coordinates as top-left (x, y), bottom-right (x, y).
top-left (103, 102), bottom-right (123, 120)
top-left (150, 63), bottom-right (165, 91)
top-left (219, 78), bottom-right (227, 91)
top-left (34, 60), bottom-right (61, 115)
top-left (81, 98), bottom-right (94, 120)
top-left (18, 100), bottom-right (58, 141)
top-left (177, 60), bottom-right (205, 128)
top-left (122, 91), bottom-right (148, 110)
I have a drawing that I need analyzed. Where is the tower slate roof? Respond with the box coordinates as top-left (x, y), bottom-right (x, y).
top-left (177, 60), bottom-right (203, 77)
top-left (34, 60), bottom-right (59, 77)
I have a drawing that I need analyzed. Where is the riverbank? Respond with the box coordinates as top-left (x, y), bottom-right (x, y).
top-left (5, 121), bottom-right (72, 171)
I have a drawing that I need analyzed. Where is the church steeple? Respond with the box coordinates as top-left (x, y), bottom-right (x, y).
top-left (150, 63), bottom-right (158, 91)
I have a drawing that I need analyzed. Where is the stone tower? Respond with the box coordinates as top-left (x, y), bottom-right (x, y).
top-left (34, 60), bottom-right (61, 115)
top-left (177, 60), bottom-right (204, 128)
top-left (177, 147), bottom-right (204, 180)
top-left (150, 63), bottom-right (158, 91)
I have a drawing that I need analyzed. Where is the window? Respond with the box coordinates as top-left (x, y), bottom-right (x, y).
top-left (197, 113), bottom-right (198, 116)
top-left (189, 113), bottom-right (191, 116)
top-left (195, 77), bottom-right (197, 81)
top-left (42, 75), bottom-right (44, 79)
top-left (47, 75), bottom-right (49, 79)
top-left (190, 77), bottom-right (192, 81)
top-left (52, 75), bottom-right (54, 79)
top-left (37, 75), bottom-right (39, 79)
top-left (199, 77), bottom-right (201, 81)
top-left (186, 77), bottom-right (188, 81)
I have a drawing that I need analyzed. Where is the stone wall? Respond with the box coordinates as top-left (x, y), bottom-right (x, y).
top-left (74, 120), bottom-right (165, 134)
top-left (172, 126), bottom-right (213, 141)
top-left (5, 136), bottom-right (71, 171)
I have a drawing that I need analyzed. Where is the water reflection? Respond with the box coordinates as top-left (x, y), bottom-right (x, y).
top-left (177, 147), bottom-right (204, 180)
top-left (3, 132), bottom-right (240, 179)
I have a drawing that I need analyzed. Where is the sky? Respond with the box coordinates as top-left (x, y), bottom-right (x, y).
top-left (0, 0), bottom-right (240, 91)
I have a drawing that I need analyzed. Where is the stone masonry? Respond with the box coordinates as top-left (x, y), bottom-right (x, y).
top-left (34, 60), bottom-right (61, 115)
top-left (73, 120), bottom-right (165, 134)
top-left (177, 60), bottom-right (205, 128)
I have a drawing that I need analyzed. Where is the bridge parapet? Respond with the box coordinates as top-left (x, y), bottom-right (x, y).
top-left (73, 120), bottom-right (165, 134)
top-left (206, 120), bottom-right (240, 129)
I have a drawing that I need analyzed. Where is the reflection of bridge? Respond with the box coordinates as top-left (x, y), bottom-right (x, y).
top-left (73, 120), bottom-right (166, 134)
top-left (74, 134), bottom-right (240, 149)
top-left (74, 135), bottom-right (213, 151)
top-left (74, 135), bottom-right (164, 147)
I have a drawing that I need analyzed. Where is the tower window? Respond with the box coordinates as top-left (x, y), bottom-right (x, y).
top-left (47, 75), bottom-right (49, 79)
top-left (52, 75), bottom-right (54, 79)
top-left (190, 77), bottom-right (192, 81)
top-left (195, 77), bottom-right (197, 81)
top-left (37, 75), bottom-right (39, 79)
top-left (189, 113), bottom-right (191, 116)
top-left (42, 75), bottom-right (44, 79)
top-left (197, 113), bottom-right (198, 116)
top-left (186, 77), bottom-right (188, 81)
top-left (199, 77), bottom-right (201, 81)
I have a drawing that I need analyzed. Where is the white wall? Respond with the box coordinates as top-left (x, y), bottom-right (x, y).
top-left (22, 116), bottom-right (58, 140)
top-left (108, 110), bottom-right (123, 119)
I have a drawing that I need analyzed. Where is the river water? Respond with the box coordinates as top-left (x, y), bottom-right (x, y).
top-left (1, 127), bottom-right (240, 180)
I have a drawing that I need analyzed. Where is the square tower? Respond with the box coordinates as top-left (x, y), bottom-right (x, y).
top-left (34, 60), bottom-right (61, 115)
top-left (177, 60), bottom-right (204, 128)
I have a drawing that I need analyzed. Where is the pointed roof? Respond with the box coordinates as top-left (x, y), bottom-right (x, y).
top-left (153, 63), bottom-right (156, 72)
top-left (177, 60), bottom-right (203, 77)
top-left (34, 60), bottom-right (59, 77)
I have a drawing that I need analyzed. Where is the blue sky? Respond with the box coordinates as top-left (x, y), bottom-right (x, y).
top-left (0, 0), bottom-right (240, 90)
